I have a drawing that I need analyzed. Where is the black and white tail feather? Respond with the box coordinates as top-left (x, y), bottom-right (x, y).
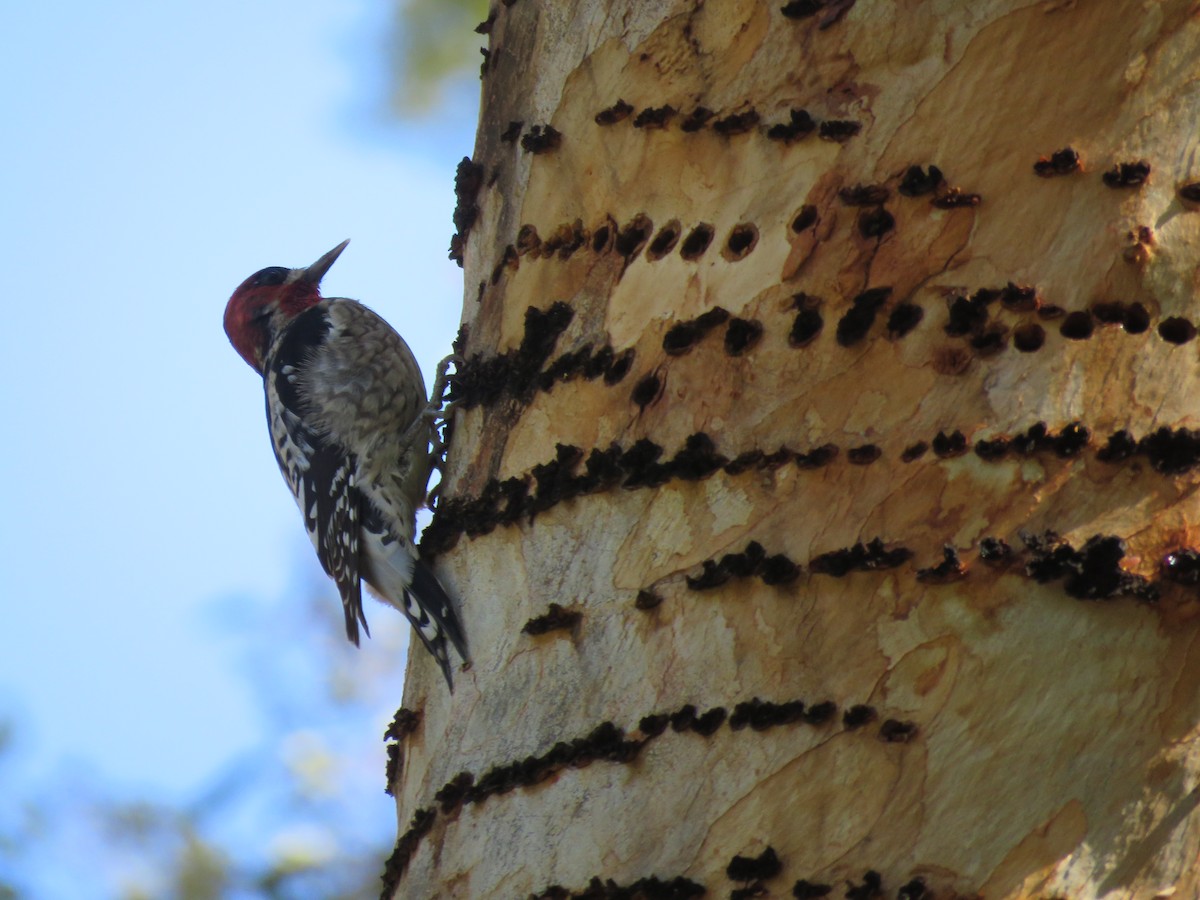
top-left (402, 555), bottom-right (469, 684)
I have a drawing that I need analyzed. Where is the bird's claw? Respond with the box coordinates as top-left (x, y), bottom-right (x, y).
top-left (400, 354), bottom-right (463, 458)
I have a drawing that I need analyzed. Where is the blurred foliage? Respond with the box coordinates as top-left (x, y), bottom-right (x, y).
top-left (390, 0), bottom-right (490, 113)
top-left (0, 571), bottom-right (412, 899)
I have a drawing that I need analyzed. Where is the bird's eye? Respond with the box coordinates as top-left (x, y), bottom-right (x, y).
top-left (250, 266), bottom-right (289, 287)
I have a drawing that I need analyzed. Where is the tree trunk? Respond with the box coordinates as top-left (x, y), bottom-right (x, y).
top-left (384, 2), bottom-right (1200, 897)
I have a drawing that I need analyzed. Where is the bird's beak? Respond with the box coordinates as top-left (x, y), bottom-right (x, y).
top-left (300, 239), bottom-right (350, 285)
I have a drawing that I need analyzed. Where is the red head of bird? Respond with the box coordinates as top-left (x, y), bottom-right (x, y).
top-left (223, 239), bottom-right (350, 373)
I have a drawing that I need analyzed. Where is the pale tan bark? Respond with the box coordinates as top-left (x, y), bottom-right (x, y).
top-left (385, 2), bottom-right (1200, 897)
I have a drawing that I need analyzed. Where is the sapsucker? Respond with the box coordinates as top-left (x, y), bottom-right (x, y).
top-left (223, 240), bottom-right (467, 688)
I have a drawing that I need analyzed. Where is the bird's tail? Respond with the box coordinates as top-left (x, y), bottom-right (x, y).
top-left (402, 559), bottom-right (469, 690)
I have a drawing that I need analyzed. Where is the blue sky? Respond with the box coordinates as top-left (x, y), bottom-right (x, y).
top-left (0, 0), bottom-right (476, 819)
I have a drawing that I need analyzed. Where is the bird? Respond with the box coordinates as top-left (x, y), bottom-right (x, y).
top-left (223, 239), bottom-right (467, 688)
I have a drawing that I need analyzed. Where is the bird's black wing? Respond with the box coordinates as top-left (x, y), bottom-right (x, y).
top-left (264, 305), bottom-right (369, 644)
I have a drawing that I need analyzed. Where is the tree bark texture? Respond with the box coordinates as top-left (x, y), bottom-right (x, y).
top-left (385, 2), bottom-right (1200, 898)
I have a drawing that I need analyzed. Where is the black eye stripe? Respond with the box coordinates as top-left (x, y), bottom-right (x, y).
top-left (251, 266), bottom-right (288, 287)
